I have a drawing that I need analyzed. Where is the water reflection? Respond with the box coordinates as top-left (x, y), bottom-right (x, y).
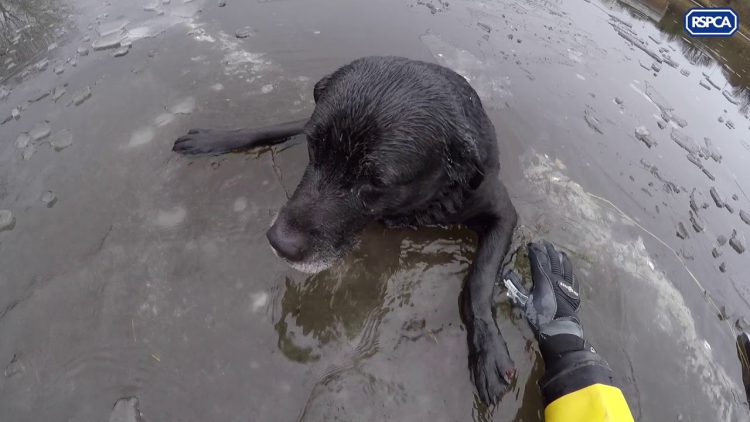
top-left (0, 0), bottom-right (65, 80)
top-left (608, 0), bottom-right (750, 109)
top-left (275, 225), bottom-right (473, 363)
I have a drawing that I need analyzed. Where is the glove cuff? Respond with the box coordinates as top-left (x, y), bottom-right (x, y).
top-left (539, 346), bottom-right (616, 405)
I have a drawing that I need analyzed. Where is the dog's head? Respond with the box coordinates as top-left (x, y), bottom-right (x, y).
top-left (266, 101), bottom-right (484, 273)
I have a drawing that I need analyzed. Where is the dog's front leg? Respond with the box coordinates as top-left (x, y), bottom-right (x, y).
top-left (172, 119), bottom-right (308, 156)
top-left (461, 184), bottom-right (518, 405)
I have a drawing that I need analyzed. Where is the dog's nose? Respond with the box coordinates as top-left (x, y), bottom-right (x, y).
top-left (266, 220), bottom-right (308, 262)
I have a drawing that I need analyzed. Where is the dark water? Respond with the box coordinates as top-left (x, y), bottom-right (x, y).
top-left (1, 0), bottom-right (749, 420)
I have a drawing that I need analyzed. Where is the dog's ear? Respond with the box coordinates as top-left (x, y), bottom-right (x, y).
top-left (313, 74), bottom-right (333, 103)
top-left (450, 127), bottom-right (485, 190)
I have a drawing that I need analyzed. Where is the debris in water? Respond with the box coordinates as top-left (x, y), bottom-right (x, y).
top-left (143, 2), bottom-right (161, 11)
top-left (97, 19), bottom-right (129, 37)
top-left (112, 46), bottom-right (129, 57)
top-left (35, 59), bottom-right (49, 72)
top-left (41, 191), bottom-right (57, 207)
top-left (15, 133), bottom-right (30, 149)
top-left (477, 22), bottom-right (491, 33)
top-left (169, 97), bottom-right (196, 115)
top-left (679, 247), bottom-right (693, 260)
top-left (613, 27), bottom-right (663, 63)
top-left (671, 128), bottom-right (699, 154)
top-left (638, 158), bottom-right (681, 194)
top-left (261, 84), bottom-right (274, 94)
top-left (30, 122), bottom-right (52, 141)
top-left (690, 188), bottom-right (709, 212)
top-left (719, 262), bottom-right (727, 273)
top-left (671, 114), bottom-right (688, 128)
top-left (680, 68), bottom-right (690, 77)
top-left (129, 127), bottom-right (155, 147)
top-left (109, 397), bottom-right (143, 422)
top-left (740, 210), bottom-right (750, 226)
top-left (235, 27), bottom-right (254, 38)
top-left (634, 126), bottom-right (654, 147)
top-left (154, 112), bottom-right (175, 127)
top-left (704, 137), bottom-right (722, 162)
top-left (676, 222), bottom-right (689, 239)
top-left (29, 90), bottom-right (50, 103)
top-left (72, 86), bottom-right (92, 106)
top-left (0, 210), bottom-right (15, 232)
top-left (703, 72), bottom-right (722, 89)
top-left (689, 210), bottom-right (705, 232)
top-left (50, 130), bottom-right (73, 151)
top-left (92, 33), bottom-right (126, 51)
top-left (661, 55), bottom-right (679, 68)
top-left (710, 187), bottom-right (724, 208)
top-left (729, 230), bottom-right (746, 254)
top-left (22, 145), bottom-right (35, 160)
top-left (686, 153), bottom-right (703, 169)
top-left (723, 90), bottom-right (740, 105)
top-left (4, 354), bottom-right (24, 377)
top-left (584, 106), bottom-right (603, 134)
top-left (52, 86), bottom-right (66, 102)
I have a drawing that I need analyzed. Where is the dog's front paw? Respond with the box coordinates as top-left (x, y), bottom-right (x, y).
top-left (172, 129), bottom-right (221, 155)
top-left (468, 323), bottom-right (515, 405)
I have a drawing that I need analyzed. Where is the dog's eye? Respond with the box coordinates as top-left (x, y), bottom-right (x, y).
top-left (357, 184), bottom-right (383, 210)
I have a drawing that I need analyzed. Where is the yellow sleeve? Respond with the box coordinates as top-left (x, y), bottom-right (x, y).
top-left (545, 384), bottom-right (635, 422)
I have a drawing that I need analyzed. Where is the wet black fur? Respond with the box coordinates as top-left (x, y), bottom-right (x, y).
top-left (173, 56), bottom-right (518, 405)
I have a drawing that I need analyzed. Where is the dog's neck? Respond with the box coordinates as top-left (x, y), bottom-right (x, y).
top-left (379, 179), bottom-right (473, 228)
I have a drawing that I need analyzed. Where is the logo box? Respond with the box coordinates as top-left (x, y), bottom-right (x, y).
top-left (685, 8), bottom-right (739, 37)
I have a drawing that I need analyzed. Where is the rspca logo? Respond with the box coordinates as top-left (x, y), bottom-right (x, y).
top-left (685, 8), bottom-right (738, 37)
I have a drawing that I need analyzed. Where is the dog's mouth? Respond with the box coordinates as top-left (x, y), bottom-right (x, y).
top-left (287, 258), bottom-right (336, 274)
top-left (269, 239), bottom-right (357, 274)
top-left (267, 209), bottom-right (367, 274)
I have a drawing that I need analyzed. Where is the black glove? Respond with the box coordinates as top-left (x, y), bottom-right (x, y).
top-left (504, 241), bottom-right (583, 340)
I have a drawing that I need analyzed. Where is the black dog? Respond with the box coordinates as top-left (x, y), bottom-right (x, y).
top-left (173, 56), bottom-right (518, 404)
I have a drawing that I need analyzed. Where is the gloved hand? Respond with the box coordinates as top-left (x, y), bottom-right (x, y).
top-left (503, 241), bottom-right (583, 340)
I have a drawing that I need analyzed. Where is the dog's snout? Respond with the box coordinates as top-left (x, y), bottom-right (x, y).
top-left (267, 219), bottom-right (308, 262)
